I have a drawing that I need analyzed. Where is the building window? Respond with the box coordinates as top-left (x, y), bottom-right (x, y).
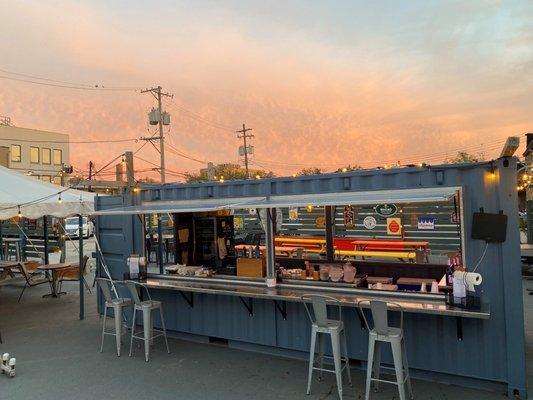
top-left (40, 175), bottom-right (51, 183)
top-left (30, 147), bottom-right (40, 164)
top-left (42, 148), bottom-right (51, 164)
top-left (11, 145), bottom-right (21, 162)
top-left (53, 149), bottom-right (62, 165)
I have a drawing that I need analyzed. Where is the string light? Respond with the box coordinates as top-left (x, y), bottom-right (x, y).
top-left (58, 194), bottom-right (62, 203)
top-left (121, 155), bottom-right (125, 164)
top-left (341, 168), bottom-right (347, 173)
top-left (255, 174), bottom-right (261, 179)
top-left (306, 205), bottom-right (314, 213)
top-left (17, 206), bottom-right (22, 218)
top-left (133, 187), bottom-right (140, 193)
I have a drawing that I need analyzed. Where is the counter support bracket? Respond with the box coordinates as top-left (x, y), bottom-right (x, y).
top-left (273, 300), bottom-right (287, 320)
top-left (456, 317), bottom-right (463, 341)
top-left (179, 291), bottom-right (194, 308)
top-left (355, 308), bottom-right (366, 330)
top-left (239, 297), bottom-right (253, 316)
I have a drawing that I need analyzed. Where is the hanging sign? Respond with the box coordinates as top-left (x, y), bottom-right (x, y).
top-left (386, 217), bottom-right (402, 235)
top-left (363, 216), bottom-right (377, 230)
top-left (374, 204), bottom-right (398, 217)
top-left (343, 206), bottom-right (355, 227)
top-left (315, 215), bottom-right (326, 228)
top-left (234, 217), bottom-right (244, 230)
top-left (450, 211), bottom-right (459, 224)
top-left (417, 216), bottom-right (436, 230)
top-left (288, 207), bottom-right (299, 221)
top-left (248, 208), bottom-right (257, 216)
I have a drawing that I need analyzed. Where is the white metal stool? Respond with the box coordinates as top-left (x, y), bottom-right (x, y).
top-left (302, 294), bottom-right (352, 399)
top-left (358, 300), bottom-right (413, 400)
top-left (96, 278), bottom-right (132, 356)
top-left (126, 280), bottom-right (170, 362)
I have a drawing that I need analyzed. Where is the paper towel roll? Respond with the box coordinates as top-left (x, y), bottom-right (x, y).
top-left (453, 271), bottom-right (482, 292)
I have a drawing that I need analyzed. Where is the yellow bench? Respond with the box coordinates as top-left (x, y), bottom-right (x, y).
top-left (276, 237), bottom-right (326, 244)
top-left (334, 250), bottom-right (416, 262)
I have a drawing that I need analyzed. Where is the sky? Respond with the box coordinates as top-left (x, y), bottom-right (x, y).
top-left (0, 0), bottom-right (532, 181)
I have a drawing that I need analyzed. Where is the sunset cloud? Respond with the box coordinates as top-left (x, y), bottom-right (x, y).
top-left (0, 0), bottom-right (531, 180)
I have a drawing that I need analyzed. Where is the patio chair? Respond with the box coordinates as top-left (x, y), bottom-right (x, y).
top-left (18, 261), bottom-right (51, 302)
top-left (57, 256), bottom-right (91, 294)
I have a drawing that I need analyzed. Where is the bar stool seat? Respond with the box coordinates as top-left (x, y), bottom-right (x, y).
top-left (302, 294), bottom-right (352, 399)
top-left (126, 280), bottom-right (170, 362)
top-left (358, 300), bottom-right (413, 400)
top-left (96, 278), bottom-right (132, 357)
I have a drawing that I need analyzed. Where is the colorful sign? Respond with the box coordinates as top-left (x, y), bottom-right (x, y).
top-left (374, 204), bottom-right (398, 217)
top-left (343, 206), bottom-right (355, 227)
top-left (417, 216), bottom-right (436, 230)
top-left (450, 211), bottom-right (459, 224)
top-left (315, 215), bottom-right (326, 228)
top-left (386, 217), bottom-right (402, 235)
top-left (288, 207), bottom-right (299, 221)
top-left (234, 217), bottom-right (244, 230)
top-left (363, 216), bottom-right (377, 230)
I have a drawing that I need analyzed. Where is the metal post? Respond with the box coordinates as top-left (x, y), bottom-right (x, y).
top-left (157, 214), bottom-right (164, 274)
top-left (78, 215), bottom-right (84, 320)
top-left (0, 221), bottom-right (3, 261)
top-left (325, 206), bottom-right (335, 262)
top-left (43, 216), bottom-right (49, 264)
top-left (265, 209), bottom-right (276, 279)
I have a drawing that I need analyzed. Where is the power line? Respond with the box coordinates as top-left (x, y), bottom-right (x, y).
top-left (0, 67), bottom-right (143, 91)
top-left (0, 75), bottom-right (141, 91)
top-left (166, 99), bottom-right (235, 132)
top-left (0, 136), bottom-right (139, 144)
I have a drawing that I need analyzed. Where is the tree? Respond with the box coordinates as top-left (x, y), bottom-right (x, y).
top-left (297, 167), bottom-right (323, 176)
top-left (336, 164), bottom-right (362, 173)
top-left (185, 163), bottom-right (274, 183)
top-left (443, 151), bottom-right (485, 164)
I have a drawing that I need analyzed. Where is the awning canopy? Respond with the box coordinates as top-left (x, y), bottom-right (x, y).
top-left (0, 165), bottom-right (97, 220)
top-left (92, 187), bottom-right (460, 216)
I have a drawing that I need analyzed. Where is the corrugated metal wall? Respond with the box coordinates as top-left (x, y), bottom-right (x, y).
top-left (96, 159), bottom-right (526, 397)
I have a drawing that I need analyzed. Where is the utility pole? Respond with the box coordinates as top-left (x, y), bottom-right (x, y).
top-left (141, 86), bottom-right (173, 183)
top-left (236, 123), bottom-right (254, 179)
top-left (88, 161), bottom-right (93, 192)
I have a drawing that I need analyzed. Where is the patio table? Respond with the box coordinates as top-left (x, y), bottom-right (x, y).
top-left (37, 263), bottom-right (72, 298)
top-left (0, 261), bottom-right (22, 281)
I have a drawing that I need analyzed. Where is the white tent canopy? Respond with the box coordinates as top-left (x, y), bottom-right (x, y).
top-left (0, 165), bottom-right (96, 220)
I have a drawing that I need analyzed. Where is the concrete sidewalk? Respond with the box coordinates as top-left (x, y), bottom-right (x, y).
top-left (0, 273), bottom-right (529, 400)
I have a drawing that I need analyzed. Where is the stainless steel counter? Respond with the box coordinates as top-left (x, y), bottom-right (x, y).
top-left (144, 274), bottom-right (490, 319)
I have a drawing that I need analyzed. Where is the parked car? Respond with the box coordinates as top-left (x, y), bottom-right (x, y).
top-left (64, 217), bottom-right (94, 238)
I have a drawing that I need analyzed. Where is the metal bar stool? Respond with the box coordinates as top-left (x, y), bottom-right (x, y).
top-left (302, 294), bottom-right (352, 399)
top-left (358, 300), bottom-right (413, 400)
top-left (125, 280), bottom-right (170, 362)
top-left (96, 278), bottom-right (132, 356)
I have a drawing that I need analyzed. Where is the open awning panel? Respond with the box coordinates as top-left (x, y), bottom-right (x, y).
top-left (92, 187), bottom-right (460, 216)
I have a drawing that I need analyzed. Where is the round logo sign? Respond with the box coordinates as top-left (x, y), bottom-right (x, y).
top-left (363, 216), bottom-right (377, 229)
top-left (374, 203), bottom-right (398, 217)
top-left (388, 219), bottom-right (400, 233)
